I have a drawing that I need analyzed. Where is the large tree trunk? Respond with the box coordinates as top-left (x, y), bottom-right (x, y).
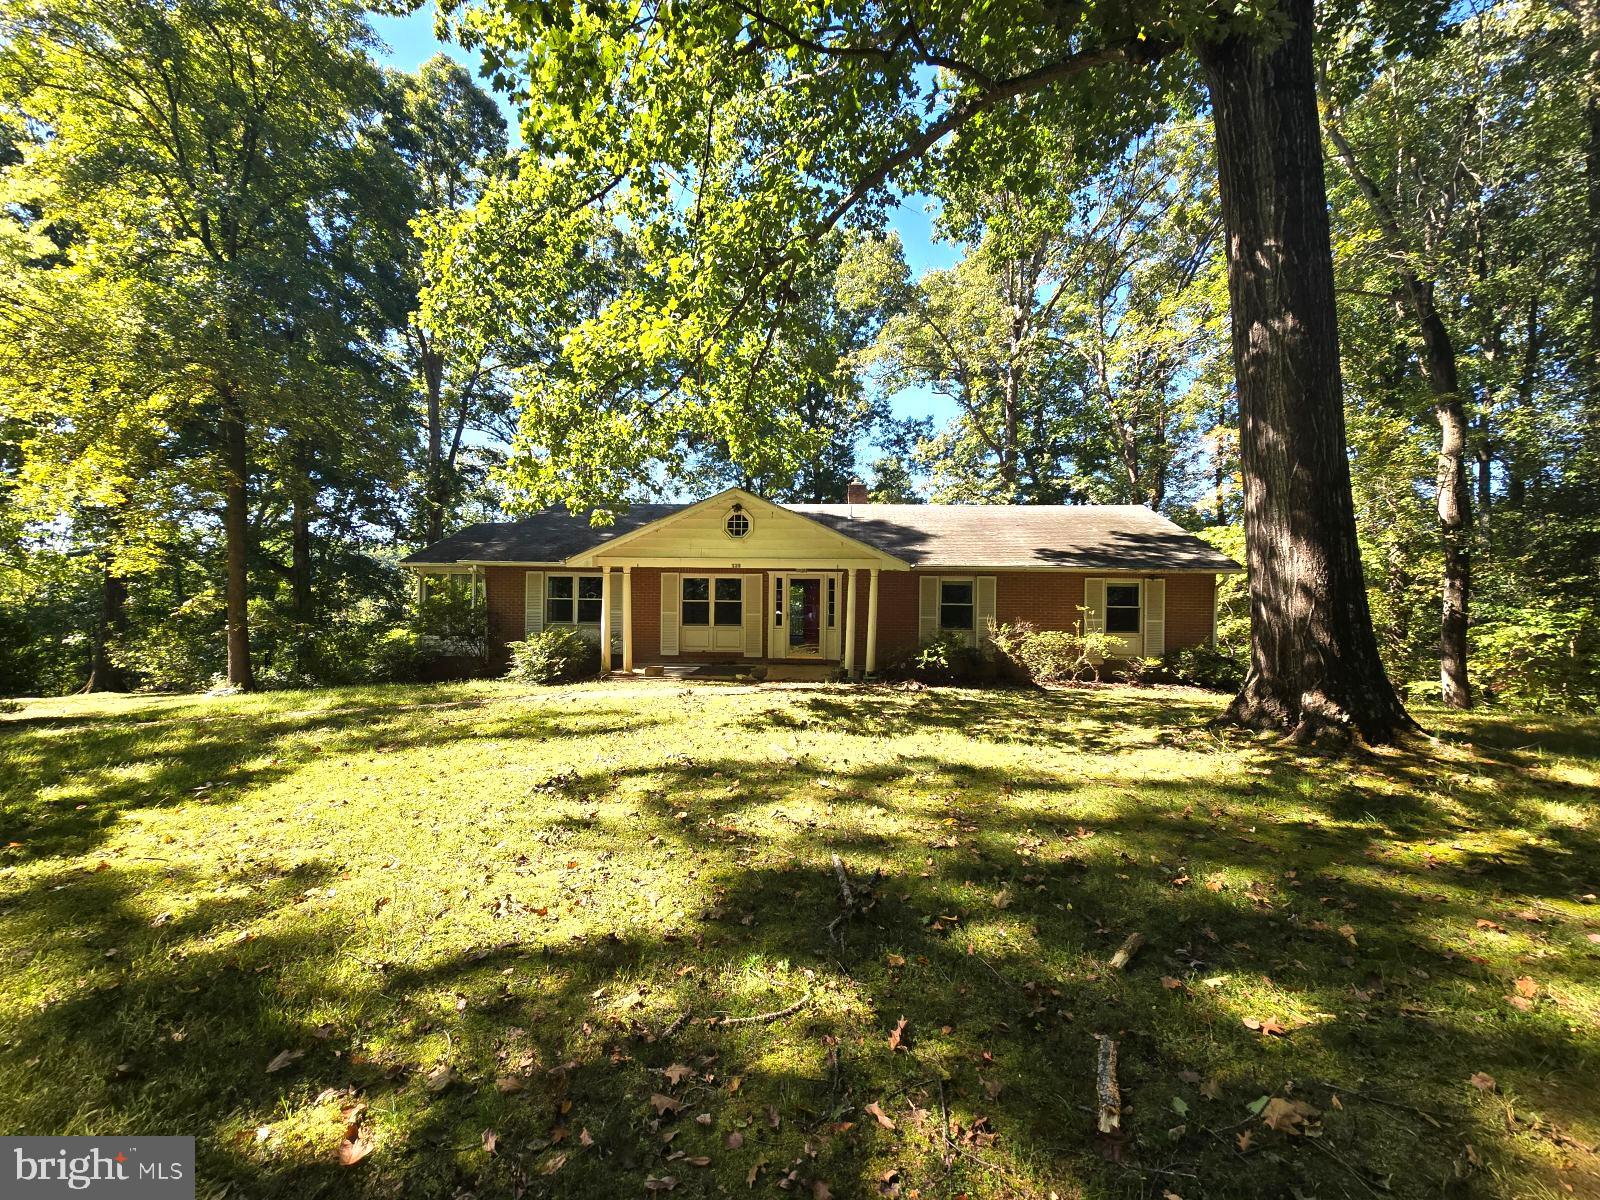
top-left (1407, 288), bottom-right (1472, 709)
top-left (420, 335), bottom-right (447, 547)
top-left (221, 382), bottom-right (254, 690)
top-left (1198, 0), bottom-right (1414, 744)
top-left (83, 566), bottom-right (130, 693)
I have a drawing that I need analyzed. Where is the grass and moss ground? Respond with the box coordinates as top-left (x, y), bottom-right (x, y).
top-left (1, 680), bottom-right (1597, 1199)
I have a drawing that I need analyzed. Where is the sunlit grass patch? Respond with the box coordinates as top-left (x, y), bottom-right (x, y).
top-left (1, 682), bottom-right (1597, 1199)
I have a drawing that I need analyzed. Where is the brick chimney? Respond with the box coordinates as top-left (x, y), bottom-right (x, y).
top-left (846, 479), bottom-right (870, 506)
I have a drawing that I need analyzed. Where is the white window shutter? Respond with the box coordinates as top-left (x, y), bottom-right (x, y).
top-left (1084, 578), bottom-right (1106, 635)
top-left (1144, 578), bottom-right (1166, 657)
top-left (660, 572), bottom-right (679, 656)
top-left (609, 574), bottom-right (623, 652)
top-left (918, 576), bottom-right (939, 642)
top-left (523, 571), bottom-right (545, 637)
top-left (743, 573), bottom-right (763, 657)
top-left (976, 576), bottom-right (997, 644)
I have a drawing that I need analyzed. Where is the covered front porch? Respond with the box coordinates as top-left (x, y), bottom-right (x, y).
top-left (564, 490), bottom-right (908, 679)
top-left (588, 563), bottom-right (888, 678)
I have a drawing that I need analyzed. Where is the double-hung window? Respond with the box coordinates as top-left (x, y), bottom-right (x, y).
top-left (546, 574), bottom-right (603, 625)
top-left (1105, 583), bottom-right (1141, 634)
top-left (939, 580), bottom-right (975, 632)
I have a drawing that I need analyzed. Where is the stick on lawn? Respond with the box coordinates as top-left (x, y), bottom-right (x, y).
top-left (1095, 1035), bottom-right (1122, 1133)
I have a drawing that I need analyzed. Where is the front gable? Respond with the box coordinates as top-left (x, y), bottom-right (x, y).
top-left (565, 488), bottom-right (907, 569)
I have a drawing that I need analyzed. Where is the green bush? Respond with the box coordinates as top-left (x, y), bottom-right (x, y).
top-left (1470, 600), bottom-right (1599, 713)
top-left (880, 630), bottom-right (996, 685)
top-left (367, 627), bottom-right (430, 683)
top-left (1163, 642), bottom-right (1247, 691)
top-left (990, 619), bottom-right (1119, 683)
top-left (506, 626), bottom-right (601, 684)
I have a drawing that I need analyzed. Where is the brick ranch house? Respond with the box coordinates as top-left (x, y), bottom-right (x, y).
top-left (402, 485), bottom-right (1240, 676)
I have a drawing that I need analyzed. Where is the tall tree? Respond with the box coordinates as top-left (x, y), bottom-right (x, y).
top-left (0, 0), bottom-right (388, 689)
top-left (381, 55), bottom-right (510, 546)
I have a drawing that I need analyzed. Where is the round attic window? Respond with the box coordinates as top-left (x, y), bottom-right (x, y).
top-left (725, 510), bottom-right (751, 539)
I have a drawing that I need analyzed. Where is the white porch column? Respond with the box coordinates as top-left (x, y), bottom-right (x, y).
top-left (865, 567), bottom-right (880, 676)
top-left (598, 566), bottom-right (612, 674)
top-left (842, 569), bottom-right (857, 678)
top-left (621, 566), bottom-right (634, 673)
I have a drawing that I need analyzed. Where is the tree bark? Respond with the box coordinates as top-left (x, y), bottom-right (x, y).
top-left (420, 334), bottom-right (447, 547)
top-left (1198, 0), bottom-right (1414, 744)
top-left (83, 567), bottom-right (130, 693)
top-left (220, 380), bottom-right (254, 690)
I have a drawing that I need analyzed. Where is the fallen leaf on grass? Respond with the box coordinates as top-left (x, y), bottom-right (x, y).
top-left (495, 1076), bottom-right (525, 1094)
top-left (865, 1102), bottom-right (896, 1130)
top-left (265, 1049), bottom-right (303, 1074)
top-left (1241, 1016), bottom-right (1286, 1036)
top-left (643, 1175), bottom-right (676, 1191)
top-left (1236, 1131), bottom-right (1254, 1152)
top-left (650, 1094), bottom-right (684, 1115)
top-left (1260, 1098), bottom-right (1319, 1135)
top-left (337, 1136), bottom-right (371, 1167)
top-left (540, 1153), bottom-right (568, 1176)
top-left (725, 1131), bottom-right (743, 1149)
top-left (482, 1129), bottom-right (497, 1154)
top-left (887, 1016), bottom-right (909, 1053)
top-left (1160, 976), bottom-right (1183, 990)
top-left (424, 1064), bottom-right (456, 1092)
top-left (1337, 924), bottom-right (1358, 946)
top-left (1469, 1073), bottom-right (1497, 1092)
top-left (813, 1182), bottom-right (833, 1200)
top-left (579, 1127), bottom-right (594, 1147)
top-left (664, 1063), bottom-right (694, 1085)
top-left (685, 1156), bottom-right (711, 1167)
top-left (1513, 976), bottom-right (1538, 998)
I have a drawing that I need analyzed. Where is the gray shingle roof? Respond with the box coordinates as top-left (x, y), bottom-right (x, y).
top-left (405, 501), bottom-right (1239, 572)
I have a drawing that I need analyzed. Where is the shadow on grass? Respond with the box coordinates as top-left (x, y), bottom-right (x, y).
top-left (0, 684), bottom-right (1596, 1199)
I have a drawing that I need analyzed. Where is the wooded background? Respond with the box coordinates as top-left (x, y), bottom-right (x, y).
top-left (0, 0), bottom-right (1594, 718)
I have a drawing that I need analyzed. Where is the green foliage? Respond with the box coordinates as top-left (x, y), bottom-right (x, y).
top-left (1163, 643), bottom-right (1247, 691)
top-left (506, 626), bottom-right (601, 685)
top-left (1471, 599), bottom-right (1599, 714)
top-left (879, 631), bottom-right (997, 686)
top-left (990, 619), bottom-right (1121, 684)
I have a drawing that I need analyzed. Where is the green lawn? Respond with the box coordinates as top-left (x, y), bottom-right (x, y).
top-left (1, 681), bottom-right (1597, 1199)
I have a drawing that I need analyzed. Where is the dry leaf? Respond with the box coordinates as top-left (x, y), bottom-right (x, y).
top-left (650, 1093), bottom-right (684, 1115)
top-left (686, 1156), bottom-right (711, 1167)
top-left (1236, 1131), bottom-right (1254, 1152)
top-left (482, 1129), bottom-right (498, 1154)
top-left (1160, 976), bottom-right (1183, 990)
top-left (1260, 1097), bottom-right (1319, 1135)
top-left (540, 1153), bottom-right (568, 1176)
top-left (725, 1131), bottom-right (743, 1149)
top-left (265, 1049), bottom-right (303, 1074)
top-left (643, 1175), bottom-right (676, 1191)
top-left (865, 1102), bottom-right (896, 1131)
top-left (1469, 1073), bottom-right (1497, 1092)
top-left (1200, 1078), bottom-right (1222, 1101)
top-left (495, 1076), bottom-right (525, 1094)
top-left (579, 1128), bottom-right (594, 1147)
top-left (664, 1063), bottom-right (694, 1085)
top-left (1337, 924), bottom-right (1358, 946)
top-left (813, 1182), bottom-right (833, 1200)
top-left (424, 1064), bottom-right (456, 1092)
top-left (1513, 976), bottom-right (1538, 998)
top-left (887, 1016), bottom-right (909, 1053)
top-left (337, 1136), bottom-right (371, 1167)
top-left (885, 953), bottom-right (906, 968)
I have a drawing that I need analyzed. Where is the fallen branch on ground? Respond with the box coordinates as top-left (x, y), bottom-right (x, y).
top-left (1095, 1035), bottom-right (1122, 1133)
top-left (1108, 932), bottom-right (1145, 971)
top-left (831, 853), bottom-right (855, 911)
top-left (712, 994), bottom-right (813, 1027)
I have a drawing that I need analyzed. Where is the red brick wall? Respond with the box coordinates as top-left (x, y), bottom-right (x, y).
top-left (483, 565), bottom-right (1216, 667)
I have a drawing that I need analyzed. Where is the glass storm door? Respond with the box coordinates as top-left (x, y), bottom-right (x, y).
top-left (786, 577), bottom-right (822, 657)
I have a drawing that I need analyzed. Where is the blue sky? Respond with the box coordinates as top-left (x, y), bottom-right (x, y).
top-left (368, 8), bottom-right (961, 464)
